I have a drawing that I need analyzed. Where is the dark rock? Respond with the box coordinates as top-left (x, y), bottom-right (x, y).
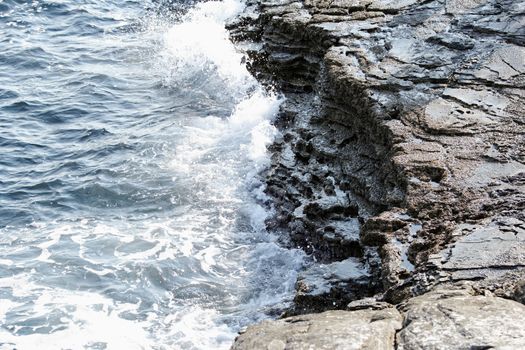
top-left (427, 33), bottom-right (475, 50)
top-left (290, 256), bottom-right (380, 315)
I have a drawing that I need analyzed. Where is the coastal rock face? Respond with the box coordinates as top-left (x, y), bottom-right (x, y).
top-left (231, 308), bottom-right (403, 350)
top-left (233, 289), bottom-right (525, 350)
top-left (229, 0), bottom-right (525, 309)
top-left (228, 0), bottom-right (525, 347)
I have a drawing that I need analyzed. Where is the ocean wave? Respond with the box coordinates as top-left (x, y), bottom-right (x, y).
top-left (0, 0), bottom-right (307, 348)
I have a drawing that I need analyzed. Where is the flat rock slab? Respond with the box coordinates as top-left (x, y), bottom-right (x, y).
top-left (397, 289), bottom-right (525, 350)
top-left (426, 218), bottom-right (525, 282)
top-left (231, 309), bottom-right (403, 350)
top-left (442, 221), bottom-right (525, 270)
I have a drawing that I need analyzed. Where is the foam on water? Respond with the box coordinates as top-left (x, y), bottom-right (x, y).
top-left (158, 0), bottom-right (255, 99)
top-left (0, 0), bottom-right (306, 349)
top-left (0, 284), bottom-right (153, 349)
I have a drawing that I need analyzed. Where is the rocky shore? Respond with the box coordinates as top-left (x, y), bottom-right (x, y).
top-left (227, 0), bottom-right (525, 348)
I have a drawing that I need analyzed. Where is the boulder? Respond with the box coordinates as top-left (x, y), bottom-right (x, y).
top-left (397, 289), bottom-right (525, 350)
top-left (232, 309), bottom-right (402, 350)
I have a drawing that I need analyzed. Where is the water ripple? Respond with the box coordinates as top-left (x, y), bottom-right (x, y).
top-left (0, 0), bottom-right (307, 349)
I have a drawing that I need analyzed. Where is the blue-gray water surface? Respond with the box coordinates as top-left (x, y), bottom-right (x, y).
top-left (0, 0), bottom-right (305, 348)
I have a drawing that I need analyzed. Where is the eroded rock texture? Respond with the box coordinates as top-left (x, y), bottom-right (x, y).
top-left (228, 0), bottom-right (525, 348)
top-left (229, 0), bottom-right (525, 311)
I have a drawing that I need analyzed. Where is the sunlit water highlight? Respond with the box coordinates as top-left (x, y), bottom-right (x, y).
top-left (0, 0), bottom-right (306, 348)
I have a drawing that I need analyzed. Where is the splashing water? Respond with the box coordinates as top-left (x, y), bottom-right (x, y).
top-left (0, 0), bottom-right (306, 349)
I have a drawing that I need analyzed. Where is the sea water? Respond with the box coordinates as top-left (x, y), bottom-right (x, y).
top-left (0, 0), bottom-right (305, 348)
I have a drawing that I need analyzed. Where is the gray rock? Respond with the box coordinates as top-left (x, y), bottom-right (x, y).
top-left (397, 289), bottom-right (525, 350)
top-left (423, 218), bottom-right (525, 296)
top-left (231, 309), bottom-right (403, 350)
top-left (439, 219), bottom-right (525, 271)
top-left (513, 279), bottom-right (525, 304)
top-left (347, 297), bottom-right (394, 310)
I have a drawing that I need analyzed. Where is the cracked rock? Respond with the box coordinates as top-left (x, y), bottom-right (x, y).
top-left (397, 288), bottom-right (525, 350)
top-left (231, 309), bottom-right (403, 350)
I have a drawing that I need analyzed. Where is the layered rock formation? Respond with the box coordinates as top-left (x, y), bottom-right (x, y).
top-left (228, 0), bottom-right (525, 347)
top-left (233, 288), bottom-right (525, 349)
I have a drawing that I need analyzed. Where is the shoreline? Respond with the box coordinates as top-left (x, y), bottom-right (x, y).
top-left (227, 0), bottom-right (525, 348)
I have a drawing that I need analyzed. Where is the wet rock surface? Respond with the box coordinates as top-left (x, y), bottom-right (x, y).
top-left (229, 0), bottom-right (525, 348)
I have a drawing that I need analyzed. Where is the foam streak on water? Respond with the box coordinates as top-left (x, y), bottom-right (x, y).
top-left (0, 0), bottom-right (305, 349)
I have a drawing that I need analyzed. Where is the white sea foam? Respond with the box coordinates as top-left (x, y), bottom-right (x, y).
top-left (0, 284), bottom-right (153, 350)
top-left (159, 0), bottom-right (254, 97)
top-left (0, 0), bottom-right (306, 349)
